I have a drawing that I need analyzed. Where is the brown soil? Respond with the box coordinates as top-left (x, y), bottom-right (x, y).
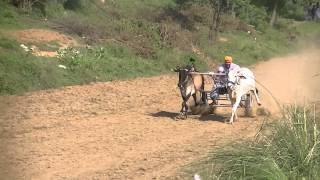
top-left (8, 28), bottom-right (79, 57)
top-left (11, 28), bottom-right (78, 48)
top-left (0, 48), bottom-right (319, 179)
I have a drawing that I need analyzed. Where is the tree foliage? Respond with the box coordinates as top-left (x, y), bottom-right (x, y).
top-left (11, 0), bottom-right (47, 11)
top-left (177, 0), bottom-right (309, 30)
top-left (175, 0), bottom-right (228, 42)
top-left (10, 0), bottom-right (86, 14)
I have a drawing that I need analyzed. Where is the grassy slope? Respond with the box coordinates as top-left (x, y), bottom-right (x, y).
top-left (0, 1), bottom-right (320, 95)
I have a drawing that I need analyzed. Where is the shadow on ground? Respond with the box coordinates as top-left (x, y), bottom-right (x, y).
top-left (199, 114), bottom-right (227, 123)
top-left (149, 111), bottom-right (180, 119)
top-left (149, 111), bottom-right (227, 123)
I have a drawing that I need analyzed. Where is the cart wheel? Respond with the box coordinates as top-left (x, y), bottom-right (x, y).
top-left (244, 93), bottom-right (257, 117)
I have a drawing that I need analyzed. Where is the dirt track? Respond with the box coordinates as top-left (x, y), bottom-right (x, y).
top-left (0, 48), bottom-right (319, 179)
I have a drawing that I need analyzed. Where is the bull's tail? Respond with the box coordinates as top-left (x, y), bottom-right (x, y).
top-left (200, 75), bottom-right (207, 104)
top-left (201, 75), bottom-right (205, 90)
top-left (253, 88), bottom-right (261, 106)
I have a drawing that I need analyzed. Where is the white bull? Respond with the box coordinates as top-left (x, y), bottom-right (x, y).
top-left (227, 67), bottom-right (261, 124)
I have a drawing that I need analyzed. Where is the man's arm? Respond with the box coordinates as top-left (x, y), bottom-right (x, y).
top-left (217, 66), bottom-right (224, 73)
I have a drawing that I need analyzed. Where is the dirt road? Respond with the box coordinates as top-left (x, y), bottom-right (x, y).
top-left (0, 48), bottom-right (319, 179)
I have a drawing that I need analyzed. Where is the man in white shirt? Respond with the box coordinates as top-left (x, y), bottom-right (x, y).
top-left (210, 56), bottom-right (240, 101)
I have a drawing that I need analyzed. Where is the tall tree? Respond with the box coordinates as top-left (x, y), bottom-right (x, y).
top-left (269, 0), bottom-right (279, 26)
top-left (208, 0), bottom-right (222, 41)
top-left (176, 0), bottom-right (228, 42)
top-left (11, 0), bottom-right (47, 12)
top-left (253, 0), bottom-right (287, 26)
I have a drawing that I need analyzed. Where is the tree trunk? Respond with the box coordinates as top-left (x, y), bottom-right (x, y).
top-left (209, 12), bottom-right (214, 41)
top-left (269, 0), bottom-right (278, 26)
top-left (14, 0), bottom-right (33, 11)
top-left (213, 6), bottom-right (221, 42)
top-left (209, 0), bottom-right (222, 43)
top-left (231, 2), bottom-right (235, 18)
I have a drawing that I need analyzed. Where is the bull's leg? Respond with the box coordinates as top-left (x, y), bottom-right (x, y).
top-left (227, 97), bottom-right (235, 123)
top-left (230, 96), bottom-right (242, 124)
top-left (180, 94), bottom-right (191, 119)
top-left (201, 91), bottom-right (207, 104)
top-left (184, 101), bottom-right (189, 119)
top-left (179, 101), bottom-right (189, 119)
top-left (180, 102), bottom-right (185, 114)
top-left (253, 88), bottom-right (262, 106)
top-left (192, 93), bottom-right (198, 106)
top-left (179, 101), bottom-right (187, 119)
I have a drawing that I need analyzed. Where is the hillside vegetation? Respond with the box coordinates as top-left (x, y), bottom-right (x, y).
top-left (0, 0), bottom-right (320, 95)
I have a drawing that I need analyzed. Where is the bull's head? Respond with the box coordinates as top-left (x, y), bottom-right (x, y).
top-left (173, 65), bottom-right (195, 89)
top-left (227, 68), bottom-right (241, 90)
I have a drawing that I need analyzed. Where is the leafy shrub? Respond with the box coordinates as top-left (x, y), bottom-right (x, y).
top-left (63, 0), bottom-right (85, 10)
top-left (57, 46), bottom-right (106, 70)
top-left (53, 15), bottom-right (109, 44)
top-left (233, 0), bottom-right (268, 31)
top-left (57, 47), bottom-right (82, 70)
top-left (281, 1), bottom-right (306, 21)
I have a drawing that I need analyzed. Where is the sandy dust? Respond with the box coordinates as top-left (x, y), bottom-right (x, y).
top-left (0, 47), bottom-right (319, 179)
top-left (254, 46), bottom-right (320, 113)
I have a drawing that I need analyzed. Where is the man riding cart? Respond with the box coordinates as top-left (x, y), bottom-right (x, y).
top-left (209, 56), bottom-right (240, 102)
top-left (173, 56), bottom-right (261, 122)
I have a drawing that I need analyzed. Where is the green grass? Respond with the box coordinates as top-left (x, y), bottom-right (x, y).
top-left (102, 0), bottom-right (176, 18)
top-left (28, 41), bottom-right (61, 52)
top-left (194, 19), bottom-right (320, 67)
top-left (199, 23), bottom-right (312, 66)
top-left (56, 44), bottom-right (208, 82)
top-left (0, 52), bottom-right (67, 95)
top-left (1, 1), bottom-right (320, 95)
top-left (0, 1), bottom-right (50, 30)
top-left (186, 105), bottom-right (320, 179)
top-left (0, 35), bottom-right (73, 94)
top-left (0, 1), bottom-right (20, 28)
top-left (0, 32), bottom-right (206, 95)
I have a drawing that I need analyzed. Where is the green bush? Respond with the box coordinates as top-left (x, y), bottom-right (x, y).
top-left (63, 0), bottom-right (86, 10)
top-left (233, 0), bottom-right (268, 31)
top-left (0, 1), bottom-right (18, 27)
top-left (281, 1), bottom-right (306, 21)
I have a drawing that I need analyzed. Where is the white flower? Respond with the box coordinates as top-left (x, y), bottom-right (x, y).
top-left (194, 174), bottom-right (201, 180)
top-left (58, 65), bottom-right (67, 69)
top-left (20, 44), bottom-right (30, 52)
